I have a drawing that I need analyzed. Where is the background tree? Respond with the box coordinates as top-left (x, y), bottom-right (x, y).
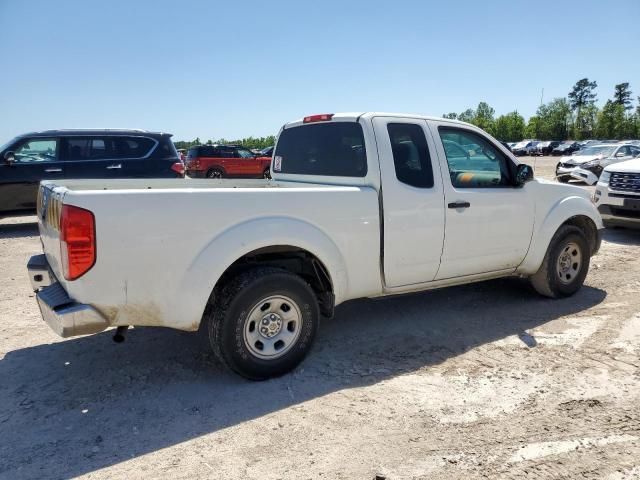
top-left (535, 98), bottom-right (571, 140)
top-left (494, 111), bottom-right (525, 141)
top-left (568, 78), bottom-right (598, 139)
top-left (525, 116), bottom-right (541, 139)
top-left (613, 82), bottom-right (633, 110)
top-left (457, 108), bottom-right (475, 123)
top-left (472, 102), bottom-right (496, 135)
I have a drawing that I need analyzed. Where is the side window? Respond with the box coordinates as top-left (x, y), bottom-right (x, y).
top-left (112, 137), bottom-right (155, 159)
top-left (236, 148), bottom-right (254, 158)
top-left (218, 148), bottom-right (235, 158)
top-left (438, 127), bottom-right (513, 188)
top-left (387, 123), bottom-right (434, 188)
top-left (14, 138), bottom-right (58, 163)
top-left (62, 138), bottom-right (90, 161)
top-left (89, 138), bottom-right (115, 160)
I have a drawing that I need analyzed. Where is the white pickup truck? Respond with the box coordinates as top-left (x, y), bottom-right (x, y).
top-left (28, 113), bottom-right (603, 379)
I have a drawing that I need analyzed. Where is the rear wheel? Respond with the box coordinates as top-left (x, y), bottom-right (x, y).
top-left (530, 225), bottom-right (590, 298)
top-left (263, 168), bottom-right (271, 179)
top-left (207, 168), bottom-right (224, 179)
top-left (206, 267), bottom-right (320, 380)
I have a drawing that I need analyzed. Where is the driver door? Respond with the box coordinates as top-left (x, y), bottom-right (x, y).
top-left (0, 137), bottom-right (63, 212)
top-left (427, 122), bottom-right (535, 280)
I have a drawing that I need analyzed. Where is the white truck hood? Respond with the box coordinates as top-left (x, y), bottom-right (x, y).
top-left (604, 158), bottom-right (640, 173)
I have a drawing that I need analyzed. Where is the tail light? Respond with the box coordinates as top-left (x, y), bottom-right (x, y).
top-left (60, 205), bottom-right (96, 280)
top-left (171, 161), bottom-right (185, 176)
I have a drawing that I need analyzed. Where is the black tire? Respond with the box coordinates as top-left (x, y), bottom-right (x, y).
top-left (206, 267), bottom-right (319, 380)
top-left (263, 168), bottom-right (271, 179)
top-left (207, 168), bottom-right (224, 179)
top-left (557, 176), bottom-right (569, 183)
top-left (530, 225), bottom-right (590, 298)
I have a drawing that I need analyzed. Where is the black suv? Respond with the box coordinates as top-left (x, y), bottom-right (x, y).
top-left (0, 129), bottom-right (184, 216)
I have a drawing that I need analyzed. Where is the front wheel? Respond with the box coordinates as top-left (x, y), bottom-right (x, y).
top-left (530, 225), bottom-right (590, 298)
top-left (206, 267), bottom-right (320, 380)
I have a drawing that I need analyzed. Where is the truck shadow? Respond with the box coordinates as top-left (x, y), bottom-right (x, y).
top-left (602, 227), bottom-right (640, 245)
top-left (0, 221), bottom-right (38, 239)
top-left (0, 279), bottom-right (606, 478)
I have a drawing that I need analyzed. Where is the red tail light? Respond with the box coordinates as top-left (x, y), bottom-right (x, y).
top-left (60, 205), bottom-right (96, 280)
top-left (171, 161), bottom-right (185, 176)
top-left (303, 113), bottom-right (334, 123)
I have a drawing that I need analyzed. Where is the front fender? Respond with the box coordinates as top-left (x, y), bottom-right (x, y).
top-left (170, 216), bottom-right (349, 330)
top-left (518, 195), bottom-right (603, 275)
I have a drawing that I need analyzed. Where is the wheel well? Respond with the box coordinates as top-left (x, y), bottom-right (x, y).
top-left (214, 246), bottom-right (335, 317)
top-left (562, 215), bottom-right (599, 255)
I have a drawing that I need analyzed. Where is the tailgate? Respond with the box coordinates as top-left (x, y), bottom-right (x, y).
top-left (36, 183), bottom-right (67, 284)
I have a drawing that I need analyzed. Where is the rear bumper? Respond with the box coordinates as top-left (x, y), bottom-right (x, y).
top-left (28, 254), bottom-right (109, 338)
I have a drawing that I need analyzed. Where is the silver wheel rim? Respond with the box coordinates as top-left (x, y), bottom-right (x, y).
top-left (556, 241), bottom-right (582, 284)
top-left (208, 170), bottom-right (222, 178)
top-left (243, 295), bottom-right (303, 360)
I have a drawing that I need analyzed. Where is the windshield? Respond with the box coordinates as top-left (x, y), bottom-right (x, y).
top-left (575, 146), bottom-right (615, 156)
top-left (513, 141), bottom-right (529, 148)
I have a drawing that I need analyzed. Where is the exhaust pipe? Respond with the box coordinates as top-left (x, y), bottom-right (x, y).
top-left (113, 326), bottom-right (129, 343)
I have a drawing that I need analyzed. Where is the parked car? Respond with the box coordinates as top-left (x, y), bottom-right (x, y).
top-left (185, 144), bottom-right (272, 179)
top-left (552, 141), bottom-right (580, 156)
top-left (594, 157), bottom-right (640, 228)
top-left (259, 146), bottom-right (274, 157)
top-left (535, 141), bottom-right (561, 156)
top-left (555, 144), bottom-right (640, 184)
top-left (27, 112), bottom-right (602, 379)
top-left (0, 129), bottom-right (184, 217)
top-left (511, 140), bottom-right (538, 156)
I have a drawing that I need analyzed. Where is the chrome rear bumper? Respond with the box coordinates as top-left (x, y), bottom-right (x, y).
top-left (28, 254), bottom-right (109, 338)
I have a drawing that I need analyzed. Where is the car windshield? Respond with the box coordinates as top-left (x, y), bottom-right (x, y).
top-left (513, 141), bottom-right (529, 148)
top-left (575, 146), bottom-right (615, 156)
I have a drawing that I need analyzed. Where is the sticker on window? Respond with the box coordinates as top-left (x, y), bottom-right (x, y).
top-left (273, 155), bottom-right (282, 171)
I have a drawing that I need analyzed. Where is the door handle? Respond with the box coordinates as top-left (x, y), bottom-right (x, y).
top-left (44, 168), bottom-right (62, 173)
top-left (448, 201), bottom-right (471, 209)
top-left (106, 164), bottom-right (122, 170)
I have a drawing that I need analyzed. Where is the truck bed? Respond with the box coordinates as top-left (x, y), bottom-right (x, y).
top-left (38, 178), bottom-right (382, 332)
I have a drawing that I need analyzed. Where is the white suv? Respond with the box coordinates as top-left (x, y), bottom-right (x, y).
top-left (594, 158), bottom-right (640, 228)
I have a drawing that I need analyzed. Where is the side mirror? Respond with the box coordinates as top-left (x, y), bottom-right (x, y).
top-left (615, 152), bottom-right (626, 158)
top-left (4, 151), bottom-right (15, 164)
top-left (516, 163), bottom-right (534, 186)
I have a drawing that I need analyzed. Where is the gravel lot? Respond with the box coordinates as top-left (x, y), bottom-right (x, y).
top-left (1, 156), bottom-right (639, 479)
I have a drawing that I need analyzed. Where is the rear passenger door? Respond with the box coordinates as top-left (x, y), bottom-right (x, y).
top-left (61, 137), bottom-right (121, 179)
top-left (373, 116), bottom-right (446, 287)
top-left (111, 136), bottom-right (158, 177)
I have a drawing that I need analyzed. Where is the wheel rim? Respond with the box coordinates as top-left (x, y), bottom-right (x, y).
top-left (556, 241), bottom-right (582, 284)
top-left (208, 170), bottom-right (222, 178)
top-left (243, 295), bottom-right (303, 360)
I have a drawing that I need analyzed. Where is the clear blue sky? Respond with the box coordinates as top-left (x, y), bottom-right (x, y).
top-left (1, 0), bottom-right (638, 143)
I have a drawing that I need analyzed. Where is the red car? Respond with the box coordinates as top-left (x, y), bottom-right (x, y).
top-left (186, 144), bottom-right (271, 179)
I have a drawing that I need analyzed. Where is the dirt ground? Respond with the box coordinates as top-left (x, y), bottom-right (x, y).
top-left (1, 156), bottom-right (639, 480)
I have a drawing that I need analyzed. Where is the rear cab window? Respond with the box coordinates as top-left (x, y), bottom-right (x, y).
top-left (274, 122), bottom-right (367, 177)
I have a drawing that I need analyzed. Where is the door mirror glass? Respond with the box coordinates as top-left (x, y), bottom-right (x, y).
top-left (4, 151), bottom-right (15, 164)
top-left (516, 163), bottom-right (534, 186)
top-left (615, 151), bottom-right (626, 158)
